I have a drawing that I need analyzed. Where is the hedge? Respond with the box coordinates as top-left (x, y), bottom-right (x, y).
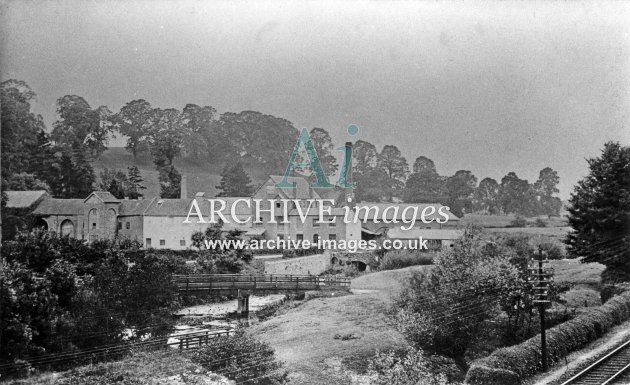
top-left (465, 291), bottom-right (630, 385)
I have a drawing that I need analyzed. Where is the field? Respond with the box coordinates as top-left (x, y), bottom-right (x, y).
top-left (247, 265), bottom-right (430, 385)
top-left (460, 213), bottom-right (568, 228)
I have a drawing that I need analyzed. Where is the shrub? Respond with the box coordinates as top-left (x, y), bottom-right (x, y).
top-left (508, 216), bottom-right (528, 228)
top-left (281, 249), bottom-right (297, 259)
top-left (366, 347), bottom-right (453, 385)
top-left (187, 331), bottom-right (287, 384)
top-left (465, 290), bottom-right (630, 384)
top-left (534, 218), bottom-right (547, 227)
top-left (379, 250), bottom-right (434, 271)
top-left (539, 241), bottom-right (564, 260)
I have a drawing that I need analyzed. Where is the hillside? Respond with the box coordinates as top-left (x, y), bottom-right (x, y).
top-left (92, 148), bottom-right (269, 198)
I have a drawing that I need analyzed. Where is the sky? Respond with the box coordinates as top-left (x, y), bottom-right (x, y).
top-left (1, 1), bottom-right (629, 199)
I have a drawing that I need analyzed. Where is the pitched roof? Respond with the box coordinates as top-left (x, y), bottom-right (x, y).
top-left (267, 175), bottom-right (320, 199)
top-left (86, 191), bottom-right (120, 203)
top-left (118, 198), bottom-right (156, 216)
top-left (387, 228), bottom-right (464, 240)
top-left (4, 190), bottom-right (48, 208)
top-left (32, 198), bottom-right (84, 215)
top-left (354, 203), bottom-right (460, 222)
top-left (144, 197), bottom-right (252, 217)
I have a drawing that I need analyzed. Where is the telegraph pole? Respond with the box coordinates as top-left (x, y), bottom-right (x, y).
top-left (530, 247), bottom-right (553, 371)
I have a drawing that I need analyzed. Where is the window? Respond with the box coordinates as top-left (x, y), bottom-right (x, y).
top-left (329, 217), bottom-right (336, 227)
top-left (146, 238), bottom-right (152, 247)
top-left (329, 234), bottom-right (336, 241)
top-left (126, 222), bottom-right (130, 229)
top-left (312, 218), bottom-right (320, 227)
top-left (160, 240), bottom-right (166, 246)
top-left (296, 234), bottom-right (304, 241)
top-left (313, 234), bottom-right (319, 243)
top-left (276, 201), bottom-right (282, 208)
top-left (180, 239), bottom-right (186, 246)
top-left (118, 222), bottom-right (122, 230)
top-left (92, 223), bottom-right (97, 229)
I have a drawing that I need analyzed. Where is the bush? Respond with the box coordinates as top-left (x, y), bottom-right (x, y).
top-left (187, 331), bottom-right (287, 384)
top-left (379, 250), bottom-right (434, 271)
top-left (281, 249), bottom-right (297, 259)
top-left (534, 218), bottom-right (547, 227)
top-left (539, 241), bottom-right (564, 260)
top-left (508, 216), bottom-right (528, 228)
top-left (366, 347), bottom-right (453, 385)
top-left (465, 290), bottom-right (630, 384)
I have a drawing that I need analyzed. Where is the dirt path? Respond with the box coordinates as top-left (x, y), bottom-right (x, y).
top-left (247, 266), bottom-right (429, 385)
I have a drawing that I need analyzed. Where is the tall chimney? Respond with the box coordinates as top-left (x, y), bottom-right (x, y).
top-left (345, 141), bottom-right (355, 205)
top-left (181, 175), bottom-right (187, 199)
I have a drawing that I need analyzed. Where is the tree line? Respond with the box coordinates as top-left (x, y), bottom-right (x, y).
top-left (2, 79), bottom-right (562, 219)
top-left (350, 140), bottom-right (563, 217)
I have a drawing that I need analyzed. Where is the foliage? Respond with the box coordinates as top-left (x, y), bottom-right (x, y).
top-left (158, 165), bottom-right (182, 198)
top-left (534, 218), bottom-right (547, 227)
top-left (352, 139), bottom-right (379, 177)
top-left (394, 227), bottom-right (520, 370)
top-left (189, 223), bottom-right (253, 273)
top-left (0, 230), bottom-right (187, 368)
top-left (187, 330), bottom-right (287, 384)
top-left (378, 145), bottom-right (409, 192)
top-left (116, 99), bottom-right (153, 160)
top-left (366, 348), bottom-right (453, 385)
top-left (465, 291), bottom-right (630, 385)
top-left (126, 165), bottom-right (146, 199)
top-left (507, 216), bottom-right (527, 228)
top-left (4, 172), bottom-right (50, 192)
top-left (309, 127), bottom-right (339, 178)
top-left (216, 162), bottom-right (254, 197)
top-left (379, 250), bottom-right (434, 271)
top-left (565, 141), bottom-right (630, 283)
top-left (473, 177), bottom-right (500, 214)
top-left (52, 95), bottom-right (112, 158)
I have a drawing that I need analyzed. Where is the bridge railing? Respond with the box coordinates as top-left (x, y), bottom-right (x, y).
top-left (172, 274), bottom-right (351, 292)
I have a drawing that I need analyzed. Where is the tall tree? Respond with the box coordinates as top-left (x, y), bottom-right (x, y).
top-left (126, 166), bottom-right (146, 199)
top-left (216, 111), bottom-right (297, 174)
top-left (52, 95), bottom-right (111, 158)
top-left (565, 142), bottom-right (630, 282)
top-left (158, 165), bottom-right (182, 199)
top-left (354, 169), bottom-right (393, 202)
top-left (378, 145), bottom-right (409, 191)
top-left (181, 103), bottom-right (217, 159)
top-left (499, 172), bottom-right (536, 216)
top-left (352, 140), bottom-right (379, 177)
top-left (533, 167), bottom-right (562, 216)
top-left (473, 177), bottom-right (500, 214)
top-left (1, 80), bottom-right (47, 180)
top-left (148, 108), bottom-right (184, 167)
top-left (117, 99), bottom-right (153, 160)
top-left (412, 156), bottom-right (437, 174)
top-left (309, 128), bottom-right (339, 178)
top-left (55, 149), bottom-right (96, 198)
top-left (216, 162), bottom-right (254, 197)
top-left (98, 168), bottom-right (128, 199)
top-left (444, 170), bottom-right (478, 216)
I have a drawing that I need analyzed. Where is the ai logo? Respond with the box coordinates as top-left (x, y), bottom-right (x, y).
top-left (275, 125), bottom-right (359, 189)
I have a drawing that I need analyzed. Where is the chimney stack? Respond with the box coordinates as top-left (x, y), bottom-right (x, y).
top-left (345, 141), bottom-right (355, 205)
top-left (181, 175), bottom-right (188, 199)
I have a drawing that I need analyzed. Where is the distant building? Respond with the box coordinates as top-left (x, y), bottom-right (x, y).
top-left (24, 174), bottom-right (460, 250)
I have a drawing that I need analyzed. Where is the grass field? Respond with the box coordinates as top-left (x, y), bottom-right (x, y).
top-left (461, 213), bottom-right (568, 228)
top-left (247, 265), bottom-right (430, 385)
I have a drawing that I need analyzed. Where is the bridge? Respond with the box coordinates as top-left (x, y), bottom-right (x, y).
top-left (173, 273), bottom-right (351, 314)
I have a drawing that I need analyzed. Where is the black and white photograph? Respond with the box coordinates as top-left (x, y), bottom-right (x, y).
top-left (1, 1), bottom-right (629, 384)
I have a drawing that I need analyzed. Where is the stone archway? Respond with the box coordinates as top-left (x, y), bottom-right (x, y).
top-left (60, 219), bottom-right (75, 237)
top-left (34, 218), bottom-right (48, 230)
